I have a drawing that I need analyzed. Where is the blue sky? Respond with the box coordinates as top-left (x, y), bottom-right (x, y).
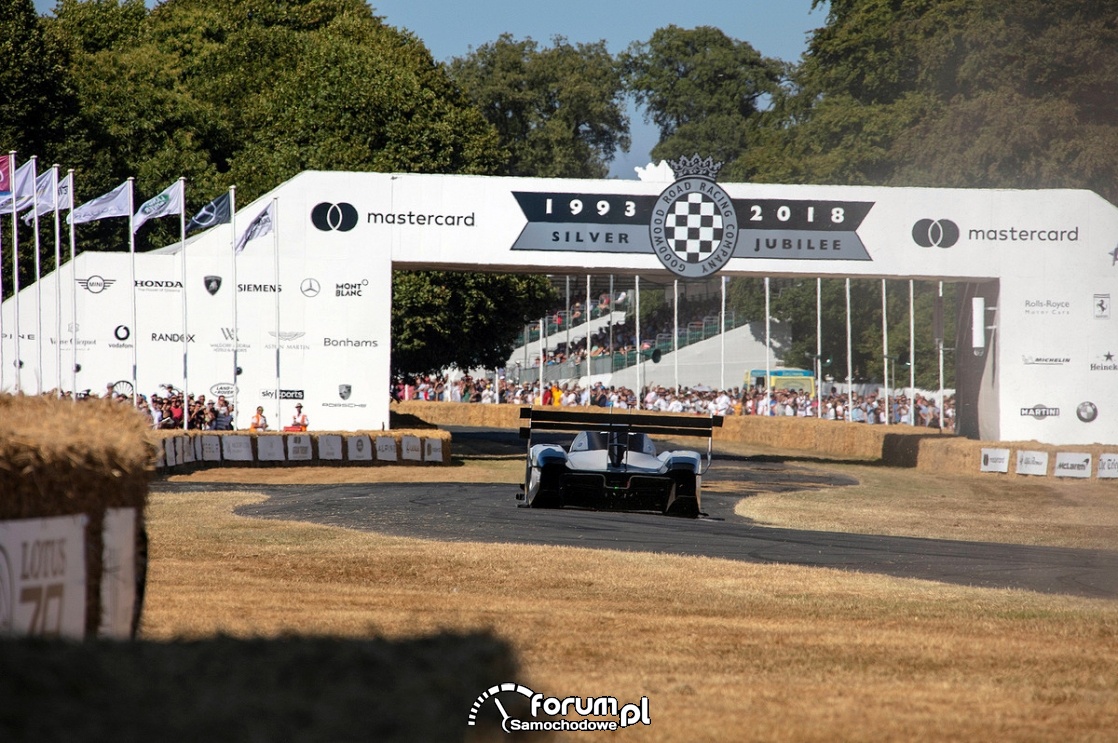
top-left (33, 0), bottom-right (828, 177)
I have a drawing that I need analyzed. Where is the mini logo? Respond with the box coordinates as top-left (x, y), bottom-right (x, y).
top-left (77, 275), bottom-right (115, 293)
top-left (912, 219), bottom-right (960, 248)
top-left (467, 683), bottom-right (650, 733)
top-left (114, 325), bottom-right (130, 341)
top-left (1021, 404), bottom-right (1059, 420)
top-left (311, 202), bottom-right (359, 232)
top-left (649, 155), bottom-right (738, 278)
top-left (204, 276), bottom-right (222, 295)
top-left (1095, 293), bottom-right (1110, 319)
top-left (339, 384), bottom-right (352, 400)
top-left (300, 278), bottom-right (321, 297)
top-left (1077, 401), bottom-right (1099, 422)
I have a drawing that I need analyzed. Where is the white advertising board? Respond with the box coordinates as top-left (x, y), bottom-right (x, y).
top-left (257, 436), bottom-right (286, 461)
top-left (1015, 450), bottom-right (1049, 477)
top-left (401, 435), bottom-right (422, 461)
top-left (347, 435), bottom-right (372, 461)
top-left (1099, 453), bottom-right (1118, 479)
top-left (222, 435), bottom-right (254, 461)
top-left (979, 448), bottom-right (1010, 473)
top-left (99, 507), bottom-right (136, 639)
top-left (375, 436), bottom-right (397, 462)
top-left (287, 434), bottom-right (313, 461)
top-left (0, 514), bottom-right (87, 639)
top-left (201, 435), bottom-right (222, 462)
top-left (1054, 452), bottom-right (1092, 478)
top-left (424, 438), bottom-right (443, 463)
top-left (317, 435), bottom-right (343, 460)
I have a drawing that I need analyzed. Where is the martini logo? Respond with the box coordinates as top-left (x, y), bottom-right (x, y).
top-left (649, 155), bottom-right (738, 278)
top-left (311, 202), bottom-right (358, 232)
top-left (77, 275), bottom-right (115, 294)
top-left (204, 276), bottom-right (222, 295)
top-left (912, 218), bottom-right (960, 248)
top-left (467, 682), bottom-right (650, 733)
top-left (1021, 404), bottom-right (1059, 420)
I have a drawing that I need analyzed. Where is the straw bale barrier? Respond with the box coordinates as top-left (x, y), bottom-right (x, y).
top-left (392, 401), bottom-right (1118, 480)
top-left (0, 395), bottom-right (153, 638)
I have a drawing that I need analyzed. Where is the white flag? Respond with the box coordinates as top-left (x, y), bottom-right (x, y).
top-left (68, 180), bottom-right (131, 225)
top-left (234, 201), bottom-right (275, 253)
top-left (21, 168), bottom-right (59, 224)
top-left (132, 180), bottom-right (184, 232)
top-left (0, 159), bottom-right (37, 211)
top-left (56, 172), bottom-right (73, 211)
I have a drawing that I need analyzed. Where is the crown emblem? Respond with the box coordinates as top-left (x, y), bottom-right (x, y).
top-left (667, 154), bottom-right (723, 181)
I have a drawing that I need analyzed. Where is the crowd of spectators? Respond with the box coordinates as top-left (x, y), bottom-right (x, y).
top-left (61, 383), bottom-right (238, 430)
top-left (392, 375), bottom-right (955, 430)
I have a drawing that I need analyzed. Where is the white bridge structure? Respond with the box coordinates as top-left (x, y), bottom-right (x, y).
top-left (2, 167), bottom-right (1116, 445)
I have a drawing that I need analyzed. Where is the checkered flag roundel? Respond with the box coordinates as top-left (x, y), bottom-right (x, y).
top-left (665, 192), bottom-right (724, 263)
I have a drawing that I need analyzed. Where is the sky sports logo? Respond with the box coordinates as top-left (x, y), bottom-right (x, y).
top-left (913, 218), bottom-right (1081, 247)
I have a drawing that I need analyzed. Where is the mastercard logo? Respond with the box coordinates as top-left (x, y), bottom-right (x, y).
top-left (912, 218), bottom-right (960, 248)
top-left (311, 202), bottom-right (359, 232)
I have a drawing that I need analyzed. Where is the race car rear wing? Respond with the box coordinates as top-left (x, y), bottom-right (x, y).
top-left (519, 407), bottom-right (724, 470)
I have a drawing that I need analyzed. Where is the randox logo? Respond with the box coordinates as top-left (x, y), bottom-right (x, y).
top-left (311, 202), bottom-right (359, 232)
top-left (467, 682), bottom-right (650, 733)
top-left (912, 218), bottom-right (960, 248)
top-left (649, 155), bottom-right (738, 278)
top-left (204, 276), bottom-right (222, 295)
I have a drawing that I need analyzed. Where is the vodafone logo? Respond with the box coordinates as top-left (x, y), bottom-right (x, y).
top-left (311, 202), bottom-right (358, 232)
top-left (912, 218), bottom-right (960, 248)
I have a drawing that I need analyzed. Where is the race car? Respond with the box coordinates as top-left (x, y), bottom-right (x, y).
top-left (516, 407), bottom-right (723, 517)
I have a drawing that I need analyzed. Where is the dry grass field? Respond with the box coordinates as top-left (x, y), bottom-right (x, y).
top-left (145, 448), bottom-right (1118, 742)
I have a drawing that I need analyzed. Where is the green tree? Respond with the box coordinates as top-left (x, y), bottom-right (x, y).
top-left (622, 25), bottom-right (782, 180)
top-left (448, 34), bottom-right (630, 178)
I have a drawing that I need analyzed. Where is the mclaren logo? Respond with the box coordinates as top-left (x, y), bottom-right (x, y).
top-left (912, 218), bottom-right (960, 248)
top-left (311, 202), bottom-right (359, 232)
top-left (649, 155), bottom-right (738, 278)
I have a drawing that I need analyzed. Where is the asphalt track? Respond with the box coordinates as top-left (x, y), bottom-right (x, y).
top-left (154, 429), bottom-right (1118, 600)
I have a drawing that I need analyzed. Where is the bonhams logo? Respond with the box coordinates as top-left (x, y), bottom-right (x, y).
top-left (912, 219), bottom-right (960, 248)
top-left (311, 202), bottom-right (359, 232)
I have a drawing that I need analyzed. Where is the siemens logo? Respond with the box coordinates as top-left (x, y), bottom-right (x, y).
top-left (238, 284), bottom-right (281, 292)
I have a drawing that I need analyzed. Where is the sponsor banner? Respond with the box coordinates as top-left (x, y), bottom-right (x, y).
top-left (980, 448), bottom-right (1010, 473)
top-left (347, 435), bottom-right (372, 461)
top-left (425, 438), bottom-right (443, 462)
top-left (287, 435), bottom-right (312, 461)
top-left (317, 435), bottom-right (343, 460)
top-left (1054, 452), bottom-right (1092, 478)
top-left (201, 436), bottom-right (222, 462)
top-left (1099, 453), bottom-right (1118, 479)
top-left (0, 514), bottom-right (87, 639)
top-left (164, 439), bottom-right (178, 467)
top-left (257, 437), bottom-right (286, 462)
top-left (375, 436), bottom-right (397, 462)
top-left (1015, 450), bottom-right (1049, 477)
top-left (402, 435), bottom-right (422, 461)
top-left (223, 436), bottom-right (254, 462)
top-left (99, 508), bottom-right (136, 639)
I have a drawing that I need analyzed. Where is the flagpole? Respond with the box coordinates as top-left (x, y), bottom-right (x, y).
top-left (846, 278), bottom-right (853, 420)
top-left (230, 186), bottom-right (239, 429)
top-left (127, 177), bottom-right (138, 405)
top-left (67, 170), bottom-right (77, 401)
top-left (52, 165), bottom-right (62, 395)
top-left (31, 157), bottom-right (43, 394)
top-left (179, 177), bottom-right (188, 432)
top-left (271, 198), bottom-right (281, 429)
top-left (10, 152), bottom-right (22, 393)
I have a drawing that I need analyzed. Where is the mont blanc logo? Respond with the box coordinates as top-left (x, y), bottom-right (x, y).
top-left (649, 155), bottom-right (738, 278)
top-left (204, 275), bottom-right (222, 295)
top-left (300, 278), bottom-right (321, 297)
top-left (311, 202), bottom-right (359, 232)
top-left (77, 275), bottom-right (115, 294)
top-left (912, 218), bottom-right (960, 248)
top-left (338, 384), bottom-right (352, 401)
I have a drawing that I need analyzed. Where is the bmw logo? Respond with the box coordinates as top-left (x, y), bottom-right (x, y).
top-left (311, 202), bottom-right (358, 232)
top-left (1077, 401), bottom-right (1098, 423)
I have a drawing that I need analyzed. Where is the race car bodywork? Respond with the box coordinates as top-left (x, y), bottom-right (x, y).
top-left (517, 407), bottom-right (723, 517)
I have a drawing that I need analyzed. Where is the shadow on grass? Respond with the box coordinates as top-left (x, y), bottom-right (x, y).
top-left (0, 632), bottom-right (548, 742)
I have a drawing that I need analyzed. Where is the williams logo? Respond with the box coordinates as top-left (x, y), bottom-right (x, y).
top-left (649, 155), bottom-right (738, 278)
top-left (77, 275), bottom-right (115, 294)
top-left (311, 202), bottom-right (359, 232)
top-left (912, 219), bottom-right (960, 248)
top-left (204, 276), bottom-right (222, 295)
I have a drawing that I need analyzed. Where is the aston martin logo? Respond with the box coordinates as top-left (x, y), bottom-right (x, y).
top-left (267, 330), bottom-right (306, 341)
top-left (204, 275), bottom-right (222, 295)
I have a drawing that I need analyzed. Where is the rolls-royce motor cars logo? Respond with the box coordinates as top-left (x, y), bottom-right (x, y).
top-left (204, 275), bottom-right (222, 295)
top-left (77, 275), bottom-right (115, 293)
top-left (912, 218), bottom-right (960, 248)
top-left (649, 156), bottom-right (738, 278)
top-left (311, 202), bottom-right (359, 232)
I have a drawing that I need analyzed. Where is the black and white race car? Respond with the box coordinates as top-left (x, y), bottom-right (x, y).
top-left (517, 407), bottom-right (722, 517)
